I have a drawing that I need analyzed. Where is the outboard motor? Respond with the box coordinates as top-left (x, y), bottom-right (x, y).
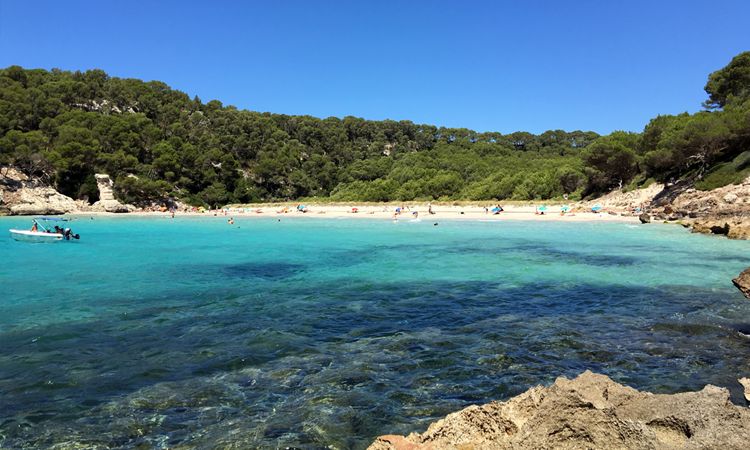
top-left (64, 228), bottom-right (72, 240)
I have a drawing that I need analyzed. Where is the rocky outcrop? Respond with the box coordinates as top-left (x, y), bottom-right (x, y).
top-left (638, 213), bottom-right (651, 224)
top-left (90, 173), bottom-right (134, 213)
top-left (732, 268), bottom-right (750, 299)
top-left (671, 177), bottom-right (750, 218)
top-left (1, 167), bottom-right (77, 215)
top-left (369, 371), bottom-right (750, 450)
top-left (6, 187), bottom-right (78, 215)
top-left (688, 217), bottom-right (750, 239)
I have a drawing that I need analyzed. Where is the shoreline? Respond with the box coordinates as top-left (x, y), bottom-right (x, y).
top-left (59, 204), bottom-right (640, 223)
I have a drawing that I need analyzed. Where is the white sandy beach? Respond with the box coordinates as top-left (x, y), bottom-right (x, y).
top-left (85, 203), bottom-right (640, 223)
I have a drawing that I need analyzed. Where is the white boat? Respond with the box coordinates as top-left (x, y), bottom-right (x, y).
top-left (9, 217), bottom-right (79, 242)
top-left (9, 229), bottom-right (64, 242)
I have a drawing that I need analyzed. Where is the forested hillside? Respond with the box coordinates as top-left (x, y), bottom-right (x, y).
top-left (0, 51), bottom-right (748, 206)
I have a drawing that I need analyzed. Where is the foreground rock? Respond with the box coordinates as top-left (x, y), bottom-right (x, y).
top-left (733, 268), bottom-right (750, 299)
top-left (90, 173), bottom-right (135, 213)
top-left (369, 371), bottom-right (750, 450)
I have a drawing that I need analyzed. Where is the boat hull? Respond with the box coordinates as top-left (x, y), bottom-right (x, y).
top-left (9, 229), bottom-right (64, 242)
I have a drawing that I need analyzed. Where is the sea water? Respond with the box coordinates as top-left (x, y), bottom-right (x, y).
top-left (1, 216), bottom-right (749, 449)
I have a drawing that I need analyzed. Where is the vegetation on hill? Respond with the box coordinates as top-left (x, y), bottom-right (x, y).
top-left (0, 51), bottom-right (748, 206)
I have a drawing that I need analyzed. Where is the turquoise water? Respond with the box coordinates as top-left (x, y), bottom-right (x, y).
top-left (1, 216), bottom-right (750, 449)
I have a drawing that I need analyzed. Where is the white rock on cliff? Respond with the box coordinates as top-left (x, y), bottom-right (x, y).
top-left (91, 174), bottom-right (135, 213)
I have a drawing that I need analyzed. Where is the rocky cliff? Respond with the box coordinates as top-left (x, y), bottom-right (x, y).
top-left (369, 371), bottom-right (750, 450)
top-left (0, 167), bottom-right (77, 215)
top-left (0, 168), bottom-right (135, 215)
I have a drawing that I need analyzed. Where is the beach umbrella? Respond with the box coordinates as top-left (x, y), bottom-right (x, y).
top-left (491, 206), bottom-right (501, 212)
top-left (351, 207), bottom-right (359, 213)
top-left (538, 205), bottom-right (547, 212)
top-left (561, 205), bottom-right (570, 212)
top-left (592, 204), bottom-right (602, 212)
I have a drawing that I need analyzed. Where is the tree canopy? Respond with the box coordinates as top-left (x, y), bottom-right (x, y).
top-left (1, 51), bottom-right (749, 205)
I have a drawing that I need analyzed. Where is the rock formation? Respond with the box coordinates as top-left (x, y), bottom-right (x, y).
top-left (0, 167), bottom-right (77, 215)
top-left (369, 371), bottom-right (750, 450)
top-left (90, 173), bottom-right (134, 213)
top-left (740, 378), bottom-right (750, 403)
top-left (732, 268), bottom-right (750, 299)
top-left (638, 212), bottom-right (651, 224)
top-left (689, 217), bottom-right (750, 239)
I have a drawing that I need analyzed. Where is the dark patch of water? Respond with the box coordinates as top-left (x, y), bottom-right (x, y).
top-left (222, 261), bottom-right (305, 280)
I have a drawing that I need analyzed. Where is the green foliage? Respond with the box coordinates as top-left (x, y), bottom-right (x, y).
top-left (704, 51), bottom-right (750, 109)
top-left (2, 52), bottom-right (750, 205)
top-left (695, 151), bottom-right (750, 190)
top-left (114, 176), bottom-right (172, 205)
top-left (582, 132), bottom-right (640, 194)
top-left (0, 65), bottom-right (600, 204)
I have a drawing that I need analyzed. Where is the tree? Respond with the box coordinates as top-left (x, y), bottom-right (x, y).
top-left (583, 132), bottom-right (640, 194)
top-left (704, 51), bottom-right (750, 109)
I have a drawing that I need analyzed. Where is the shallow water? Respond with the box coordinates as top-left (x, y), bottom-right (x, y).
top-left (1, 216), bottom-right (750, 449)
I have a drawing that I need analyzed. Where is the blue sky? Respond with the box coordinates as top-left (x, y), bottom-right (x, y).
top-left (0, 0), bottom-right (748, 134)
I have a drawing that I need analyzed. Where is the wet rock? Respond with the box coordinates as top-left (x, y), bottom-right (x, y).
top-left (369, 371), bottom-right (750, 450)
top-left (691, 217), bottom-right (750, 240)
top-left (638, 213), bottom-right (651, 223)
top-left (732, 268), bottom-right (750, 299)
top-left (739, 378), bottom-right (750, 403)
top-left (692, 219), bottom-right (729, 236)
top-left (727, 220), bottom-right (750, 239)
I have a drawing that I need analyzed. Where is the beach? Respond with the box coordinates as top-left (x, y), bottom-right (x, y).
top-left (98, 202), bottom-right (640, 223)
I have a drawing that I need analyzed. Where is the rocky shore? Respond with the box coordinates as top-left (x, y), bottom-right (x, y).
top-left (0, 168), bottom-right (133, 215)
top-left (369, 371), bottom-right (750, 450)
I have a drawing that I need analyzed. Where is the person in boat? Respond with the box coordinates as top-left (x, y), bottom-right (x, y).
top-left (30, 222), bottom-right (38, 232)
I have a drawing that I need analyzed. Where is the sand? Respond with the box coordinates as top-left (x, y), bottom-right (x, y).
top-left (80, 203), bottom-right (640, 223)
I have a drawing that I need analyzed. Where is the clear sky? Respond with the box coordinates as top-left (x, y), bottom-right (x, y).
top-left (0, 0), bottom-right (748, 135)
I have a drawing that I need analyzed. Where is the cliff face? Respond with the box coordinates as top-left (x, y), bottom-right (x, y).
top-left (369, 371), bottom-right (750, 450)
top-left (0, 168), bottom-right (135, 215)
top-left (0, 167), bottom-right (77, 215)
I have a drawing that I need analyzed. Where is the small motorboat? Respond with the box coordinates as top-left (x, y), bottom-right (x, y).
top-left (9, 217), bottom-right (80, 242)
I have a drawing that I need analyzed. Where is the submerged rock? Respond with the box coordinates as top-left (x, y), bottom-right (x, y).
top-left (732, 268), bottom-right (750, 299)
top-left (369, 371), bottom-right (750, 450)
